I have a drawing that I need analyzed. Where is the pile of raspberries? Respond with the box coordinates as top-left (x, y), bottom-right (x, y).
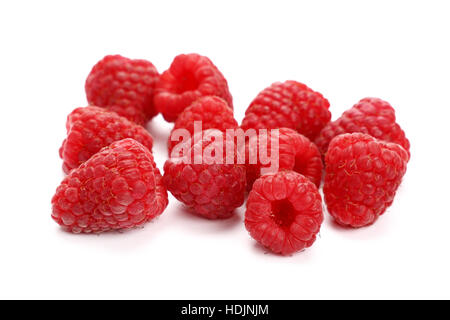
top-left (52, 53), bottom-right (410, 256)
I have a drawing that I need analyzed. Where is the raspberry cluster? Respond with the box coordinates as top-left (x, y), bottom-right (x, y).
top-left (51, 53), bottom-right (410, 257)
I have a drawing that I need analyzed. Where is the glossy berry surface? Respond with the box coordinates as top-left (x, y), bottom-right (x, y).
top-left (52, 139), bottom-right (168, 233)
top-left (315, 97), bottom-right (410, 160)
top-left (85, 55), bottom-right (160, 125)
top-left (245, 171), bottom-right (323, 255)
top-left (154, 53), bottom-right (233, 122)
top-left (324, 133), bottom-right (408, 228)
top-left (241, 81), bottom-right (331, 140)
top-left (60, 106), bottom-right (154, 174)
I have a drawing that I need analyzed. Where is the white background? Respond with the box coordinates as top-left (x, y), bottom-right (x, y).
top-left (0, 0), bottom-right (449, 299)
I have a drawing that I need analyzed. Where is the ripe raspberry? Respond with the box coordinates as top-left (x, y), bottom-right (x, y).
top-left (85, 55), bottom-right (160, 125)
top-left (324, 133), bottom-right (408, 228)
top-left (240, 81), bottom-right (331, 141)
top-left (154, 53), bottom-right (233, 122)
top-left (59, 106), bottom-right (154, 174)
top-left (163, 129), bottom-right (246, 219)
top-left (244, 127), bottom-right (323, 190)
top-left (52, 139), bottom-right (168, 233)
top-left (168, 96), bottom-right (238, 154)
top-left (245, 171), bottom-right (323, 255)
top-left (315, 98), bottom-right (410, 160)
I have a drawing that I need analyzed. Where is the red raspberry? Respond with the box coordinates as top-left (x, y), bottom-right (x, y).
top-left (323, 133), bottom-right (408, 228)
top-left (85, 55), bottom-right (160, 125)
top-left (59, 106), bottom-right (154, 174)
top-left (245, 171), bottom-right (323, 255)
top-left (154, 53), bottom-right (233, 122)
top-left (240, 81), bottom-right (331, 141)
top-left (163, 129), bottom-right (246, 219)
top-left (52, 139), bottom-right (168, 233)
top-left (315, 98), bottom-right (410, 160)
top-left (168, 96), bottom-right (238, 154)
top-left (244, 127), bottom-right (323, 190)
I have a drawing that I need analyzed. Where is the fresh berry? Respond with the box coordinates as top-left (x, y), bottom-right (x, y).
top-left (85, 55), bottom-right (160, 125)
top-left (52, 139), bottom-right (168, 233)
top-left (315, 98), bottom-right (410, 160)
top-left (240, 81), bottom-right (331, 141)
top-left (244, 127), bottom-right (323, 190)
top-left (168, 96), bottom-right (238, 154)
top-left (245, 171), bottom-right (323, 255)
top-left (324, 133), bottom-right (408, 228)
top-left (59, 106), bottom-right (154, 174)
top-left (154, 53), bottom-right (233, 122)
top-left (163, 129), bottom-right (246, 219)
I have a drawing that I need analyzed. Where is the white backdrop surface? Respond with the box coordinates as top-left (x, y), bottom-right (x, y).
top-left (0, 0), bottom-right (449, 299)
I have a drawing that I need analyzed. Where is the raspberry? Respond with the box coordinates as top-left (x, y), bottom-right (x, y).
top-left (323, 133), bottom-right (408, 228)
top-left (163, 129), bottom-right (246, 219)
top-left (154, 53), bottom-right (233, 122)
top-left (52, 139), bottom-right (168, 233)
top-left (245, 171), bottom-right (323, 255)
top-left (59, 106), bottom-right (154, 174)
top-left (244, 127), bottom-right (323, 190)
top-left (315, 98), bottom-right (410, 160)
top-left (85, 55), bottom-right (160, 125)
top-left (240, 81), bottom-right (331, 141)
top-left (168, 96), bottom-right (238, 154)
